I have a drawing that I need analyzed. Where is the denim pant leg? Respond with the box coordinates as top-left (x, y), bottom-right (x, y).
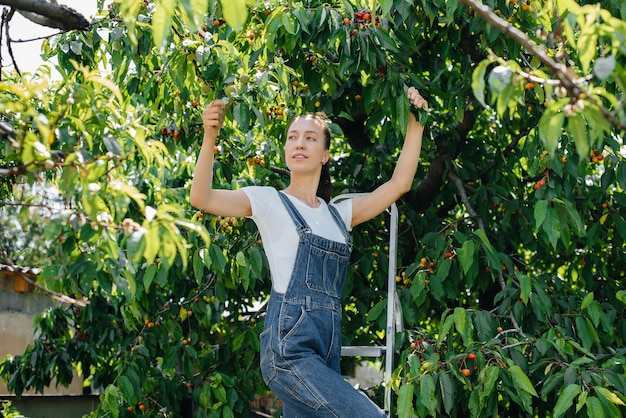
top-left (261, 304), bottom-right (386, 418)
top-left (272, 354), bottom-right (386, 418)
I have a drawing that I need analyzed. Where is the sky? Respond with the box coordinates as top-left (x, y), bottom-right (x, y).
top-left (2, 1), bottom-right (99, 74)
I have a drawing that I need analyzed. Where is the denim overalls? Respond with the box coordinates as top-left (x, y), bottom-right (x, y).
top-left (259, 192), bottom-right (386, 417)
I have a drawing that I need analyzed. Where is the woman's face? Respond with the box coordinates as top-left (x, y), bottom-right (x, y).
top-left (284, 116), bottom-right (330, 174)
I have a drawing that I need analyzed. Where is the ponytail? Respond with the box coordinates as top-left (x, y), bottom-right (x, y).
top-left (314, 113), bottom-right (333, 202)
top-left (317, 161), bottom-right (333, 203)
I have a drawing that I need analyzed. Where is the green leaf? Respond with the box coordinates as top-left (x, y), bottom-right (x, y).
top-left (534, 200), bottom-right (549, 230)
top-left (439, 371), bottom-right (456, 415)
top-left (396, 384), bottom-right (415, 418)
top-left (584, 106), bottom-right (611, 147)
top-left (235, 251), bottom-right (247, 267)
top-left (530, 282), bottom-right (553, 320)
top-left (542, 207), bottom-right (561, 249)
top-left (232, 331), bottom-right (246, 351)
top-left (483, 365), bottom-right (500, 398)
top-left (613, 212), bottom-right (626, 241)
top-left (430, 258), bottom-right (451, 301)
top-left (221, 0), bottom-right (249, 30)
top-left (575, 390), bottom-right (588, 413)
top-left (199, 384), bottom-right (212, 409)
top-left (575, 316), bottom-right (593, 350)
top-left (248, 247), bottom-right (264, 278)
top-left (472, 59), bottom-right (491, 108)
top-left (143, 225), bottom-right (160, 266)
top-left (374, 29), bottom-right (400, 53)
top-left (518, 274), bottom-right (531, 305)
top-left (367, 299), bottom-right (387, 322)
top-left (102, 385), bottom-right (121, 418)
top-left (209, 244), bottom-right (227, 272)
top-left (473, 310), bottom-right (496, 343)
top-left (458, 240), bottom-right (475, 275)
top-left (553, 384), bottom-right (581, 418)
top-left (595, 387), bottom-right (626, 406)
top-left (473, 229), bottom-right (501, 270)
top-left (117, 375), bottom-right (135, 402)
top-left (585, 396), bottom-right (605, 418)
top-left (103, 135), bottom-right (123, 155)
top-left (409, 354), bottom-right (421, 378)
top-left (554, 198), bottom-right (586, 237)
top-left (221, 405), bottom-right (234, 418)
top-left (581, 292), bottom-right (594, 310)
top-left (437, 313), bottom-right (455, 346)
top-left (380, 0), bottom-right (393, 16)
top-left (212, 384), bottom-right (228, 404)
top-left (585, 301), bottom-right (605, 329)
top-left (453, 307), bottom-right (468, 345)
top-left (143, 264), bottom-right (157, 293)
top-left (187, 0), bottom-right (209, 30)
top-left (509, 365), bottom-right (538, 397)
top-left (538, 104), bottom-right (565, 153)
top-left (577, 32), bottom-right (597, 73)
top-left (152, 0), bottom-right (176, 50)
top-left (568, 113), bottom-right (588, 161)
top-left (396, 91), bottom-right (410, 138)
top-left (281, 13), bottom-right (296, 35)
top-left (419, 374), bottom-right (437, 416)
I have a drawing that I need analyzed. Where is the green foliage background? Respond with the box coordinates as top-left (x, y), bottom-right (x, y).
top-left (0, 0), bottom-right (625, 417)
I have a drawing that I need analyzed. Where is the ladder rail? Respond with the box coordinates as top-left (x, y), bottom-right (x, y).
top-left (384, 201), bottom-right (398, 414)
top-left (331, 193), bottom-right (400, 417)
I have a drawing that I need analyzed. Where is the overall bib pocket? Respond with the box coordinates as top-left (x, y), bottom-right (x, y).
top-left (305, 245), bottom-right (347, 298)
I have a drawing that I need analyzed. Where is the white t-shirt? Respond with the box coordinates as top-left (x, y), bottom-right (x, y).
top-left (242, 186), bottom-right (352, 293)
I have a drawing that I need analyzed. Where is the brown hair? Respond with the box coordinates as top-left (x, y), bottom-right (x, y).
top-left (287, 113), bottom-right (333, 203)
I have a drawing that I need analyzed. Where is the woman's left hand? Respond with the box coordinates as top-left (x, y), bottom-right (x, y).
top-left (407, 86), bottom-right (428, 110)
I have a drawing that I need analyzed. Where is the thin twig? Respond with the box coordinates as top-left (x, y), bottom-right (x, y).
top-left (10, 30), bottom-right (65, 43)
top-left (0, 233), bottom-right (88, 307)
top-left (478, 130), bottom-right (527, 179)
top-left (2, 7), bottom-right (21, 77)
top-left (446, 159), bottom-right (485, 231)
top-left (502, 340), bottom-right (532, 350)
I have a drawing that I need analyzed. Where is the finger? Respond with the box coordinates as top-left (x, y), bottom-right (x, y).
top-left (202, 108), bottom-right (222, 120)
top-left (415, 99), bottom-right (428, 110)
top-left (410, 93), bottom-right (428, 109)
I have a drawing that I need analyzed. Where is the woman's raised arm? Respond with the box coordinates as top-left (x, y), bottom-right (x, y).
top-left (189, 100), bottom-right (252, 218)
top-left (350, 86), bottom-right (428, 227)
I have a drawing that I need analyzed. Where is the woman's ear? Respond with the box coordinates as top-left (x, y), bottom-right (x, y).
top-left (322, 150), bottom-right (330, 165)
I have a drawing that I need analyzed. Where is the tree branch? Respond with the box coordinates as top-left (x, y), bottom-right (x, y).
top-left (0, 165), bottom-right (26, 176)
top-left (459, 0), bottom-right (626, 132)
top-left (0, 0), bottom-right (89, 31)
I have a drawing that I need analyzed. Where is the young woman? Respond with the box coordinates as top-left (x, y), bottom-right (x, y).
top-left (190, 87), bottom-right (428, 417)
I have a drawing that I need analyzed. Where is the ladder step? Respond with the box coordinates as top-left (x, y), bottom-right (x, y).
top-left (341, 345), bottom-right (386, 357)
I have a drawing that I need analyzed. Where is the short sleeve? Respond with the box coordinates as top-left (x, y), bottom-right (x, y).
top-left (241, 186), bottom-right (276, 221)
top-left (330, 198), bottom-right (352, 231)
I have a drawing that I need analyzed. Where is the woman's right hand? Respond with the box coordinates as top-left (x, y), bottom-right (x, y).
top-left (202, 99), bottom-right (226, 139)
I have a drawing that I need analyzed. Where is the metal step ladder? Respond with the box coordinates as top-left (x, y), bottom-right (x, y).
top-left (331, 193), bottom-right (403, 417)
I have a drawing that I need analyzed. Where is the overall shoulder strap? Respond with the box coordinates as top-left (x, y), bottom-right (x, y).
top-left (328, 204), bottom-right (352, 246)
top-left (277, 191), bottom-right (311, 233)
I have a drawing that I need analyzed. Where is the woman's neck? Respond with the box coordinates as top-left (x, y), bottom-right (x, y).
top-left (283, 183), bottom-right (320, 208)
